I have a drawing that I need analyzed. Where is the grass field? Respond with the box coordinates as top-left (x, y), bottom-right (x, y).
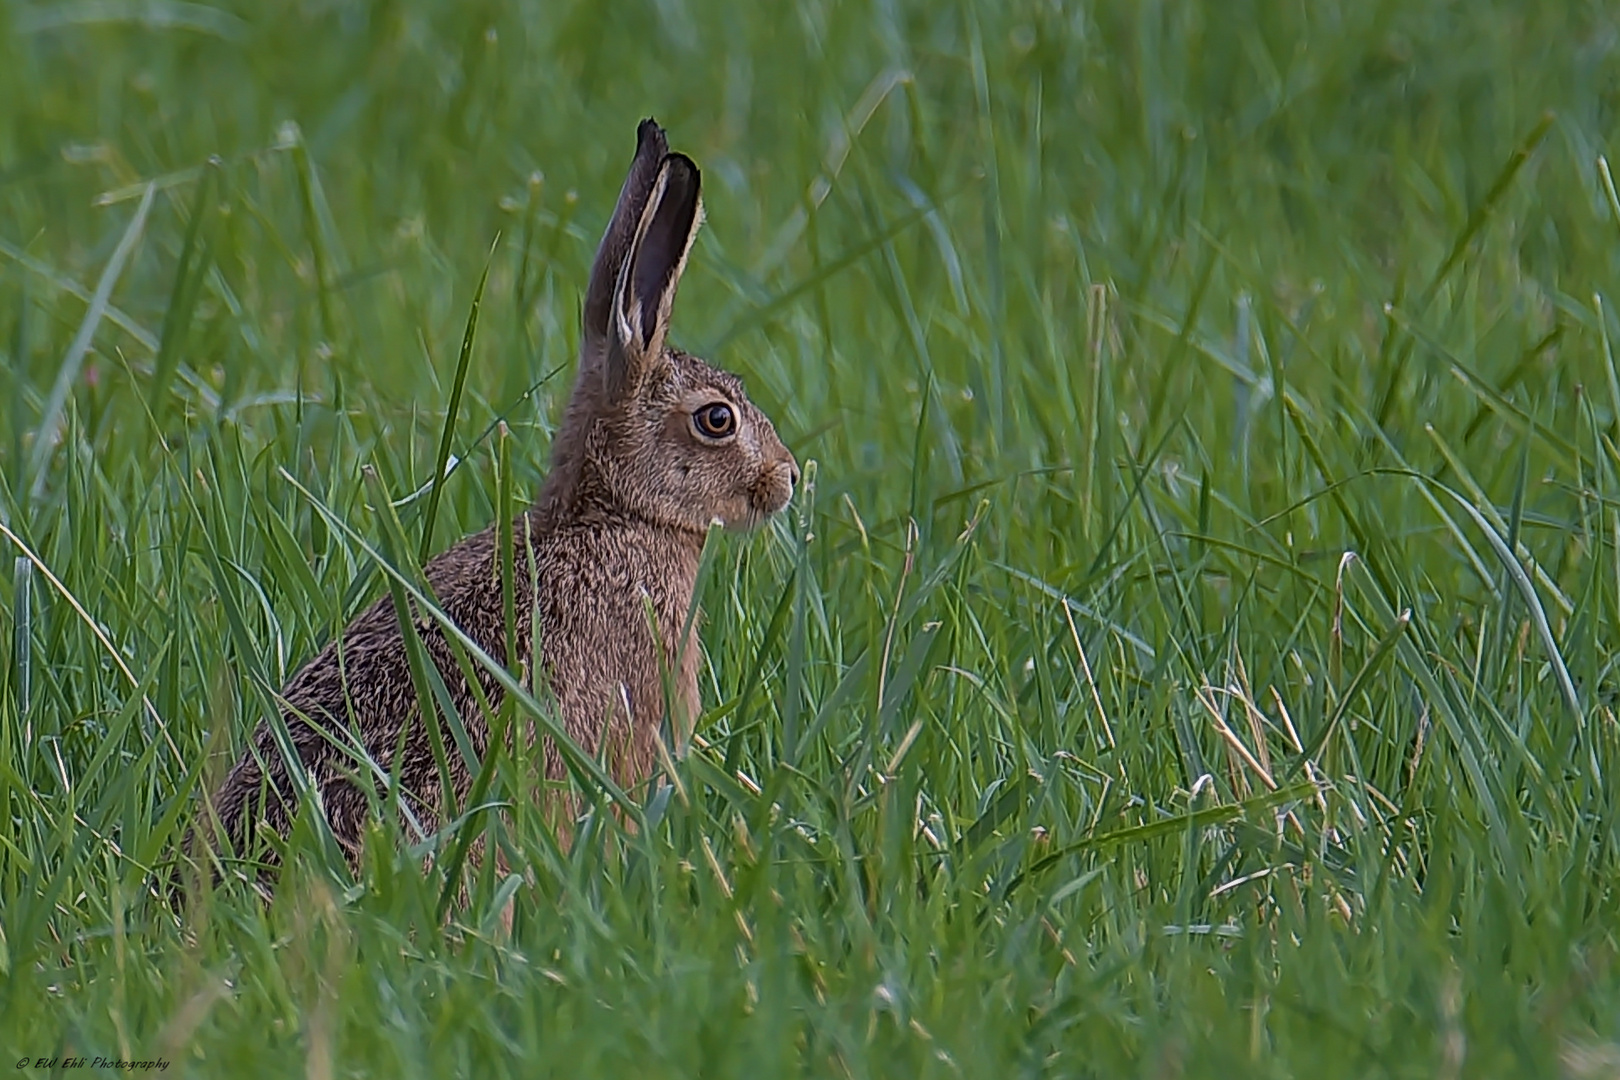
top-left (3, 0), bottom-right (1620, 1074)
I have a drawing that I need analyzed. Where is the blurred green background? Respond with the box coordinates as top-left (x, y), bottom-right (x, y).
top-left (4, 0), bottom-right (1620, 1075)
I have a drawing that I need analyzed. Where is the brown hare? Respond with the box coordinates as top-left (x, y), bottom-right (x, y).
top-left (196, 118), bottom-right (798, 887)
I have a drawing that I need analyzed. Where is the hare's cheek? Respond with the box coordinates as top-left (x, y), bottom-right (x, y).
top-left (674, 459), bottom-right (707, 495)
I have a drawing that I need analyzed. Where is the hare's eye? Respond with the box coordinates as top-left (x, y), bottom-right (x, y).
top-left (694, 403), bottom-right (736, 439)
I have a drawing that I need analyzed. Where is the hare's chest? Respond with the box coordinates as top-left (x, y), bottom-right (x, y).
top-left (533, 525), bottom-right (701, 678)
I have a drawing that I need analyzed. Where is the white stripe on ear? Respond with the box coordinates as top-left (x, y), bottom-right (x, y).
top-left (603, 152), bottom-right (703, 399)
top-left (611, 164), bottom-right (673, 355)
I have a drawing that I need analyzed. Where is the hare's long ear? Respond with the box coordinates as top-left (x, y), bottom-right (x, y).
top-left (604, 152), bottom-right (702, 400)
top-left (582, 119), bottom-right (669, 375)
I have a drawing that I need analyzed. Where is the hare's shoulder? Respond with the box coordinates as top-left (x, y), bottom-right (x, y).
top-left (276, 522), bottom-right (503, 712)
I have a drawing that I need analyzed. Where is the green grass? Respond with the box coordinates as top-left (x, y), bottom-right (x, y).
top-left (3, 0), bottom-right (1620, 1074)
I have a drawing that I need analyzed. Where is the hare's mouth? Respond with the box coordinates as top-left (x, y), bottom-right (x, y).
top-left (721, 493), bottom-right (787, 533)
top-left (754, 474), bottom-right (796, 517)
top-left (719, 461), bottom-right (795, 532)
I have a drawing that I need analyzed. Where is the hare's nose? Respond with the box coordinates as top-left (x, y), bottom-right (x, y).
top-left (788, 463), bottom-right (801, 488)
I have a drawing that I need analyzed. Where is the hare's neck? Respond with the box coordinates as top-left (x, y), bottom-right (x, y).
top-left (597, 517), bottom-right (705, 693)
top-left (655, 534), bottom-right (704, 632)
top-left (534, 454), bottom-right (646, 533)
top-left (534, 416), bottom-right (592, 527)
top-left (534, 425), bottom-right (704, 545)
top-left (653, 532), bottom-right (706, 733)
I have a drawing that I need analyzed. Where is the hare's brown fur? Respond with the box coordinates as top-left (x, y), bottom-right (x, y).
top-left (197, 119), bottom-right (797, 880)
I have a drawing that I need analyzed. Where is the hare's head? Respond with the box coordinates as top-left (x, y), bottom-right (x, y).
top-left (551, 119), bottom-right (797, 537)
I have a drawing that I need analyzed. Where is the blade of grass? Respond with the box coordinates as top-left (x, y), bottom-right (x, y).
top-left (420, 234), bottom-right (498, 565)
top-left (28, 183), bottom-right (156, 498)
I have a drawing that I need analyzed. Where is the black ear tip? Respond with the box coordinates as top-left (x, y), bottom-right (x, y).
top-left (637, 118), bottom-right (667, 149)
